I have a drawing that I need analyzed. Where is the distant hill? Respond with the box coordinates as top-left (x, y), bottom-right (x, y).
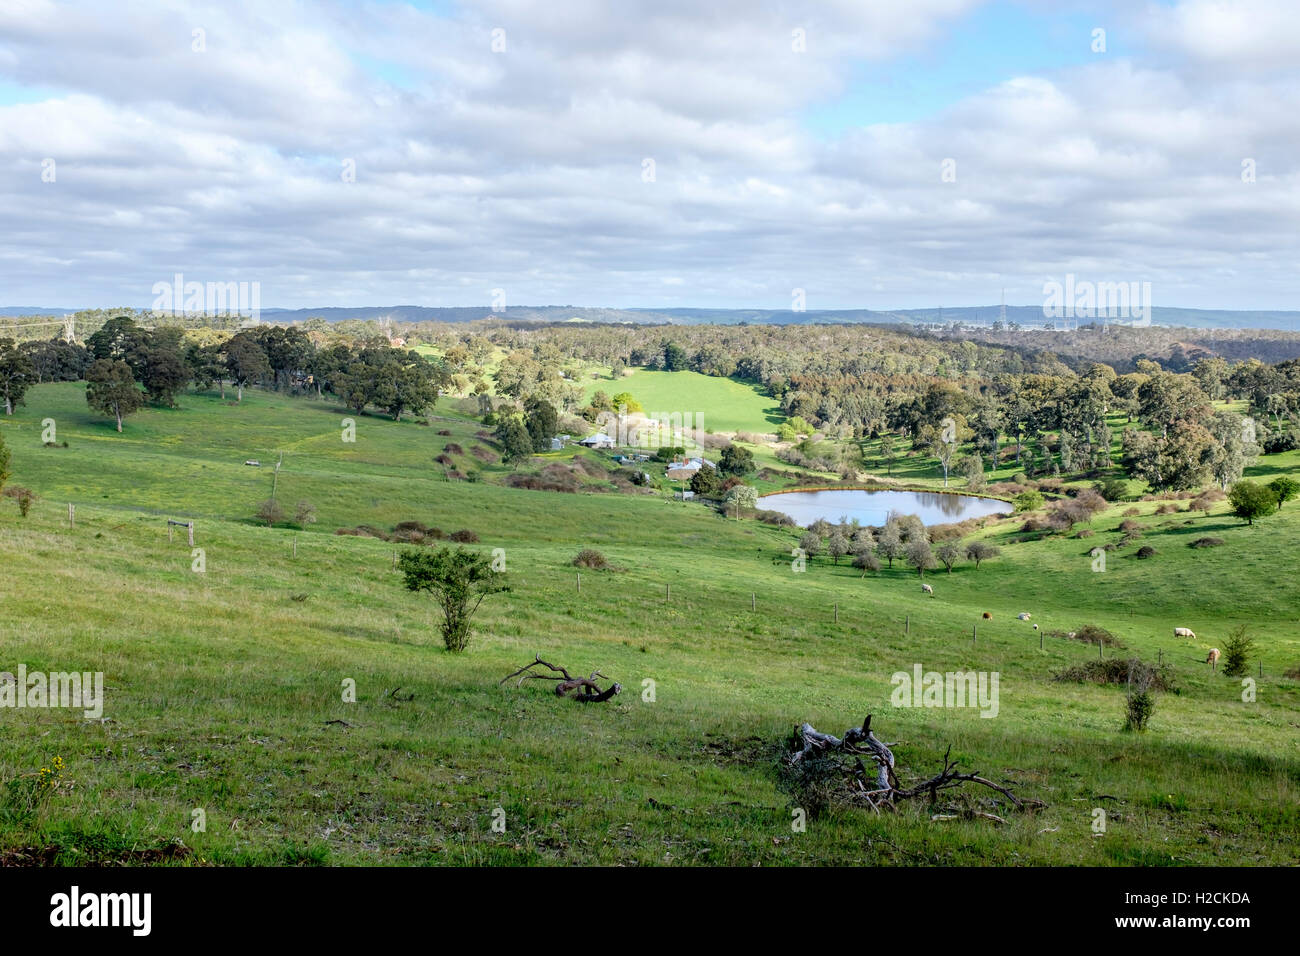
top-left (3, 303), bottom-right (1299, 330)
top-left (0, 307), bottom-right (78, 316)
top-left (212, 304), bottom-right (1300, 331)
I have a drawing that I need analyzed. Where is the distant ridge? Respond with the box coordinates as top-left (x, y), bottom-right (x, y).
top-left (4, 304), bottom-right (1299, 331)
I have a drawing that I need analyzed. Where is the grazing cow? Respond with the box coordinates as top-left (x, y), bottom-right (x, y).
top-left (1017, 612), bottom-right (1031, 620)
top-left (1174, 627), bottom-right (1196, 639)
top-left (1033, 624), bottom-right (1039, 631)
top-left (1206, 648), bottom-right (1220, 667)
top-left (982, 611), bottom-right (992, 619)
top-left (921, 583), bottom-right (934, 595)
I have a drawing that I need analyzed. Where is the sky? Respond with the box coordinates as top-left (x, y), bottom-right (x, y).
top-left (0, 0), bottom-right (1297, 312)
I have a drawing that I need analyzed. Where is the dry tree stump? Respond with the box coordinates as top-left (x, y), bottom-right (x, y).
top-left (500, 655), bottom-right (621, 703)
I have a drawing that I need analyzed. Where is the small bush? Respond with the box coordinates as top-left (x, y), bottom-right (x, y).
top-left (255, 499), bottom-right (286, 526)
top-left (1053, 658), bottom-right (1177, 692)
top-left (1014, 491), bottom-right (1044, 513)
top-left (1122, 507), bottom-right (1141, 517)
top-left (1119, 518), bottom-right (1141, 533)
top-left (437, 429), bottom-right (452, 436)
top-left (449, 529), bottom-right (479, 543)
top-left (444, 443), bottom-right (464, 455)
top-left (1189, 536), bottom-right (1223, 548)
top-left (1049, 624), bottom-right (1125, 648)
top-left (572, 548), bottom-right (610, 569)
top-left (1125, 689), bottom-right (1155, 732)
top-left (1077, 528), bottom-right (1095, 538)
top-left (1221, 625), bottom-right (1254, 677)
top-left (294, 500), bottom-right (317, 527)
top-left (1135, 545), bottom-right (1157, 559)
top-left (4, 486), bottom-right (36, 517)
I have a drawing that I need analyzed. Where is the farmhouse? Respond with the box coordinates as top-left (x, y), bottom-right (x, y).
top-left (577, 432), bottom-right (615, 449)
top-left (665, 456), bottom-right (716, 480)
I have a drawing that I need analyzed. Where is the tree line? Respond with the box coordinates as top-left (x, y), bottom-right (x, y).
top-left (0, 318), bottom-right (450, 431)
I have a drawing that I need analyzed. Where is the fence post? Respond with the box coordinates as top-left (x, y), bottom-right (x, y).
top-left (68, 503), bottom-right (74, 528)
top-left (1040, 629), bottom-right (1044, 651)
top-left (751, 592), bottom-right (755, 612)
top-left (188, 522), bottom-right (194, 548)
top-left (906, 614), bottom-right (910, 636)
top-left (577, 572), bottom-right (581, 594)
top-left (834, 603), bottom-right (838, 624)
top-left (292, 539), bottom-right (297, 559)
top-left (972, 624), bottom-right (976, 644)
top-left (666, 583), bottom-right (670, 602)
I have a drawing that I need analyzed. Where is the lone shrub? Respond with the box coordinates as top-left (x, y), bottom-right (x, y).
top-left (572, 548), bottom-right (610, 569)
top-left (4, 486), bottom-right (35, 517)
top-left (1221, 625), bottom-right (1254, 678)
top-left (1189, 537), bottom-right (1223, 549)
top-left (1125, 685), bottom-right (1156, 732)
top-left (398, 547), bottom-right (509, 652)
top-left (294, 500), bottom-right (317, 527)
top-left (255, 499), bottom-right (286, 526)
top-left (449, 529), bottom-right (479, 543)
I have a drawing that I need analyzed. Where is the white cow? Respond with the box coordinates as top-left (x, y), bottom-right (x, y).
top-left (1174, 627), bottom-right (1196, 639)
top-left (921, 583), bottom-right (934, 595)
top-left (1018, 612), bottom-right (1032, 621)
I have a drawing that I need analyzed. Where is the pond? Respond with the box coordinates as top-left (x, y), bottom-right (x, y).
top-left (760, 488), bottom-right (1010, 528)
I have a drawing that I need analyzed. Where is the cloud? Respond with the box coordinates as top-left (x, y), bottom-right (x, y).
top-left (0, 0), bottom-right (1296, 310)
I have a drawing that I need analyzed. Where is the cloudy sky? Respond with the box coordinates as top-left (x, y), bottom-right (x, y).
top-left (1, 0), bottom-right (1297, 311)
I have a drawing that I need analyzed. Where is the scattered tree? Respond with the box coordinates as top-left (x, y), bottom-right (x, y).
top-left (1228, 480), bottom-right (1277, 525)
top-left (255, 498), bottom-right (286, 526)
top-left (85, 359), bottom-right (144, 431)
top-left (905, 538), bottom-right (935, 577)
top-left (935, 539), bottom-right (962, 573)
top-left (294, 500), bottom-right (317, 527)
top-left (964, 540), bottom-right (1001, 569)
top-left (1269, 476), bottom-right (1299, 510)
top-left (398, 547), bottom-right (510, 652)
top-left (719, 444), bottom-right (755, 476)
top-left (0, 338), bottom-right (35, 415)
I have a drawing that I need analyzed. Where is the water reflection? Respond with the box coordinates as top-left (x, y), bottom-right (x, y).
top-left (762, 489), bottom-right (1008, 527)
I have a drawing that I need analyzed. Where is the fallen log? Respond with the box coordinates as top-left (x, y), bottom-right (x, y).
top-left (500, 655), bottom-right (621, 703)
top-left (788, 714), bottom-right (1044, 816)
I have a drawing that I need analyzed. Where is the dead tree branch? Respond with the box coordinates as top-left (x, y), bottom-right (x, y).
top-left (788, 715), bottom-right (1044, 817)
top-left (500, 655), bottom-right (622, 703)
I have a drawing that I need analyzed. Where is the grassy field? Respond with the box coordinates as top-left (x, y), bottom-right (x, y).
top-left (0, 382), bottom-right (1297, 866)
top-left (586, 369), bottom-right (783, 435)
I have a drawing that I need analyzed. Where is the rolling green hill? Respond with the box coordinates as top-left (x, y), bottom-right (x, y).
top-left (0, 383), bottom-right (1297, 865)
